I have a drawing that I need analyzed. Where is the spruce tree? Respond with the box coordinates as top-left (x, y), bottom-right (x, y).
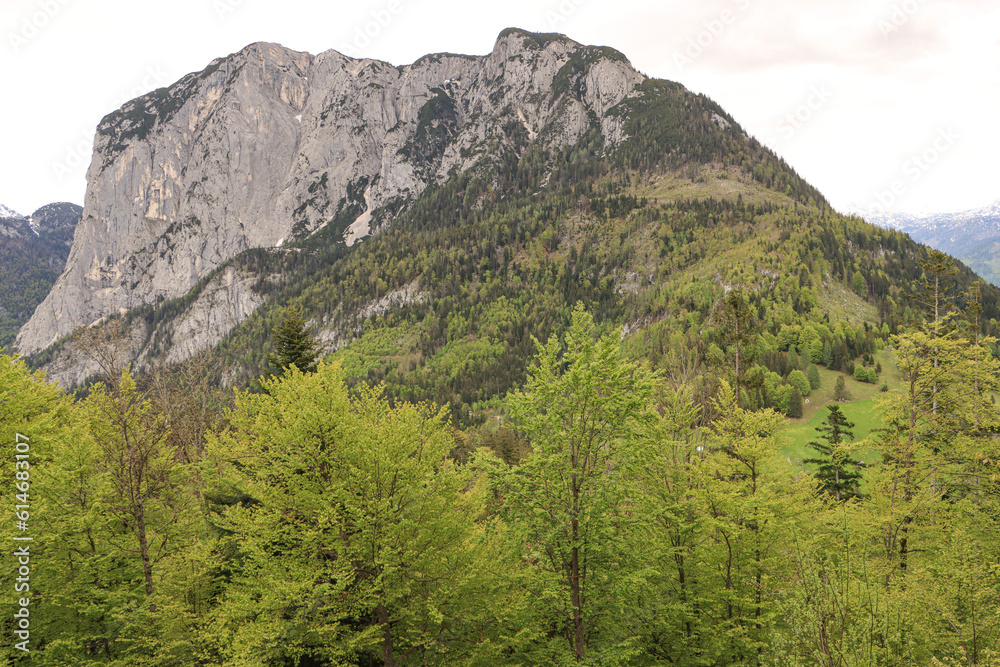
top-left (807, 364), bottom-right (821, 390)
top-left (787, 386), bottom-right (803, 418)
top-left (266, 306), bottom-right (321, 376)
top-left (833, 375), bottom-right (850, 402)
top-left (717, 288), bottom-right (762, 404)
top-left (805, 405), bottom-right (863, 500)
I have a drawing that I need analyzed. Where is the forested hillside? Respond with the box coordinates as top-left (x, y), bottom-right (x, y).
top-left (3, 288), bottom-right (999, 665)
top-left (6, 28), bottom-right (1000, 666)
top-left (140, 114), bottom-right (998, 429)
top-left (0, 202), bottom-right (81, 349)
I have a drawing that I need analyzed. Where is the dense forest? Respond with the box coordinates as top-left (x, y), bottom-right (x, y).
top-left (0, 203), bottom-right (81, 350)
top-left (3, 257), bottom-right (1000, 665)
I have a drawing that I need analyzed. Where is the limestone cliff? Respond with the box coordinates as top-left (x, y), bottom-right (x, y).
top-left (17, 29), bottom-right (645, 367)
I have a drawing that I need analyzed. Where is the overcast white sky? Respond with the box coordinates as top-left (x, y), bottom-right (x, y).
top-left (1, 0), bottom-right (998, 216)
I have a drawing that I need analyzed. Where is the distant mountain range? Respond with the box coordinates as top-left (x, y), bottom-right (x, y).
top-left (0, 202), bottom-right (81, 350)
top-left (854, 200), bottom-right (1000, 287)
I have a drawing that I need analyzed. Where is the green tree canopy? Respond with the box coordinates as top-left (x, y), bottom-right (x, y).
top-left (205, 362), bottom-right (485, 665)
top-left (265, 305), bottom-right (321, 376)
top-left (499, 303), bottom-right (657, 663)
top-left (805, 405), bottom-right (863, 500)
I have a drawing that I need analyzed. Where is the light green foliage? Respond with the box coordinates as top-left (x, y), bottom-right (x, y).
top-left (0, 356), bottom-right (75, 663)
top-left (857, 320), bottom-right (1000, 663)
top-left (205, 362), bottom-right (485, 665)
top-left (852, 270), bottom-right (865, 295)
top-left (1, 364), bottom-right (207, 666)
top-left (706, 341), bottom-right (726, 367)
top-left (809, 337), bottom-right (824, 363)
top-left (788, 369), bottom-right (810, 397)
top-left (5, 295), bottom-right (1000, 666)
top-left (328, 320), bottom-right (418, 380)
top-left (701, 382), bottom-right (818, 661)
top-left (498, 304), bottom-right (656, 663)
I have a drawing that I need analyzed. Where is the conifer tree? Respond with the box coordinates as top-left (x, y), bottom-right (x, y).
top-left (807, 364), bottom-right (821, 390)
top-left (717, 288), bottom-right (762, 405)
top-left (905, 248), bottom-right (958, 327)
top-left (787, 386), bottom-right (803, 418)
top-left (266, 306), bottom-right (321, 376)
top-left (833, 375), bottom-right (850, 402)
top-left (804, 405), bottom-right (862, 500)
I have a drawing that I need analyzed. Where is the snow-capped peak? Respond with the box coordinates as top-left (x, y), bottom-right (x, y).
top-left (980, 198), bottom-right (1000, 218)
top-left (0, 203), bottom-right (25, 219)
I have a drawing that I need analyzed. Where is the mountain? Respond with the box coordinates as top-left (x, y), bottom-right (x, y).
top-left (0, 202), bottom-right (81, 350)
top-left (16, 29), bottom-right (998, 402)
top-left (0, 203), bottom-right (25, 220)
top-left (857, 200), bottom-right (1000, 286)
top-left (17, 32), bottom-right (645, 355)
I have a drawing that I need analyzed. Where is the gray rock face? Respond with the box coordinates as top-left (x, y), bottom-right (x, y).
top-left (0, 207), bottom-right (30, 240)
top-left (17, 29), bottom-right (645, 358)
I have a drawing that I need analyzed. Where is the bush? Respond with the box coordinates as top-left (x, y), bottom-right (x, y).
top-left (880, 382), bottom-right (889, 393)
top-left (853, 365), bottom-right (868, 382)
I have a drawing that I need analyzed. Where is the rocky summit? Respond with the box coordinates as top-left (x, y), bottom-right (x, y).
top-left (16, 29), bottom-right (644, 357)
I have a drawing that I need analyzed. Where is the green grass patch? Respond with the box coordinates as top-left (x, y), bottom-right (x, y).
top-left (637, 164), bottom-right (800, 208)
top-left (787, 347), bottom-right (900, 425)
top-left (816, 283), bottom-right (879, 329)
top-left (778, 346), bottom-right (906, 472)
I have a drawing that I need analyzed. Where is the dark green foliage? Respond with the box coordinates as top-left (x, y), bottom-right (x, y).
top-left (399, 88), bottom-right (460, 172)
top-left (808, 364), bottom-right (821, 390)
top-left (265, 306), bottom-right (321, 376)
top-left (608, 79), bottom-right (826, 206)
top-left (854, 365), bottom-right (869, 382)
top-left (717, 288), bottom-right (762, 402)
top-left (0, 203), bottom-right (81, 349)
top-left (805, 405), bottom-right (863, 500)
top-left (787, 386), bottom-right (803, 418)
top-left (834, 375), bottom-right (850, 402)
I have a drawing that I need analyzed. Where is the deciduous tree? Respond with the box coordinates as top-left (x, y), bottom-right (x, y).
top-left (206, 362), bottom-right (485, 666)
top-left (499, 304), bottom-right (656, 663)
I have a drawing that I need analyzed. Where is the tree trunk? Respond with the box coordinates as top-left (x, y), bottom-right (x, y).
top-left (134, 503), bottom-right (156, 612)
top-left (571, 540), bottom-right (585, 662)
top-left (378, 603), bottom-right (395, 667)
